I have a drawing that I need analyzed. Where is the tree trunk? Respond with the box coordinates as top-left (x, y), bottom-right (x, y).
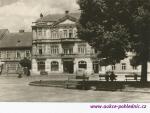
top-left (140, 44), bottom-right (148, 83)
top-left (140, 32), bottom-right (149, 83)
top-left (140, 59), bottom-right (148, 83)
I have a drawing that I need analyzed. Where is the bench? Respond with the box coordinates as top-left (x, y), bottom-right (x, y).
top-left (65, 75), bottom-right (89, 89)
top-left (99, 74), bottom-right (107, 80)
top-left (76, 76), bottom-right (89, 80)
top-left (99, 74), bottom-right (117, 81)
top-left (125, 74), bottom-right (141, 81)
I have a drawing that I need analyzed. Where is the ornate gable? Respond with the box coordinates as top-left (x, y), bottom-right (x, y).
top-left (59, 19), bottom-right (76, 25)
top-left (53, 15), bottom-right (77, 26)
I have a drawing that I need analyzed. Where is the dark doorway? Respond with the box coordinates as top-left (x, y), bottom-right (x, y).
top-left (63, 60), bottom-right (74, 73)
top-left (93, 62), bottom-right (99, 73)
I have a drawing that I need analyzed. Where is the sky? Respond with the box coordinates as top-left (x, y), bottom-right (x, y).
top-left (0, 0), bottom-right (79, 32)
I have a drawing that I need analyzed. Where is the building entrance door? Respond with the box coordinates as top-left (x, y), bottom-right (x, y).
top-left (63, 60), bottom-right (74, 73)
top-left (93, 61), bottom-right (99, 73)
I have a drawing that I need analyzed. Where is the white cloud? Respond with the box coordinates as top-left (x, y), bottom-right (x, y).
top-left (0, 0), bottom-right (79, 32)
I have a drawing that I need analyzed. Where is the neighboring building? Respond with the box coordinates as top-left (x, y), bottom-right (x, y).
top-left (102, 52), bottom-right (150, 75)
top-left (0, 29), bottom-right (9, 40)
top-left (31, 11), bottom-right (99, 75)
top-left (0, 30), bottom-right (32, 74)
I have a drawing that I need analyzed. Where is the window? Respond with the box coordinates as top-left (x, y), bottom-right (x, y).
top-left (78, 45), bottom-right (86, 54)
top-left (0, 51), bottom-right (1, 58)
top-left (26, 50), bottom-right (30, 57)
top-left (16, 51), bottom-right (21, 58)
top-left (59, 31), bottom-right (63, 38)
top-left (7, 62), bottom-right (18, 71)
top-left (73, 29), bottom-right (77, 38)
top-left (37, 61), bottom-right (45, 71)
top-left (37, 28), bottom-right (42, 36)
top-left (32, 46), bottom-right (37, 55)
top-left (78, 61), bottom-right (87, 69)
top-left (51, 61), bottom-right (59, 71)
top-left (112, 65), bottom-right (116, 70)
top-left (39, 48), bottom-right (42, 55)
top-left (43, 29), bottom-right (47, 36)
top-left (63, 48), bottom-right (73, 54)
top-left (51, 30), bottom-right (58, 39)
top-left (38, 45), bottom-right (45, 55)
top-left (64, 30), bottom-right (68, 38)
top-left (133, 66), bottom-right (137, 70)
top-left (122, 63), bottom-right (126, 70)
top-left (6, 51), bottom-right (10, 59)
top-left (47, 45), bottom-right (51, 54)
top-left (69, 29), bottom-right (73, 38)
top-left (51, 45), bottom-right (59, 54)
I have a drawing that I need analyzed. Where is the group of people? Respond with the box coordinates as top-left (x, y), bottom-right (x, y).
top-left (17, 66), bottom-right (30, 78)
top-left (105, 71), bottom-right (116, 82)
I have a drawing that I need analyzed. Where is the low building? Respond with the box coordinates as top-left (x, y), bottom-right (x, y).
top-left (102, 52), bottom-right (150, 75)
top-left (0, 30), bottom-right (32, 74)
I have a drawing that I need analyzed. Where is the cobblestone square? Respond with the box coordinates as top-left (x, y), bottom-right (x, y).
top-left (0, 75), bottom-right (150, 102)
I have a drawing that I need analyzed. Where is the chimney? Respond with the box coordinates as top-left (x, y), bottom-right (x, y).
top-left (19, 29), bottom-right (24, 33)
top-left (40, 13), bottom-right (43, 18)
top-left (65, 10), bottom-right (69, 15)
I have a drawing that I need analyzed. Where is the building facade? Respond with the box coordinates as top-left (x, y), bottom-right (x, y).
top-left (0, 30), bottom-right (32, 74)
top-left (102, 52), bottom-right (150, 75)
top-left (31, 11), bottom-right (99, 75)
top-left (32, 11), bottom-right (150, 75)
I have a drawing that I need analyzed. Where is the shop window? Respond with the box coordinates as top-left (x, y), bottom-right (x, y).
top-left (38, 61), bottom-right (45, 71)
top-left (51, 61), bottom-right (59, 71)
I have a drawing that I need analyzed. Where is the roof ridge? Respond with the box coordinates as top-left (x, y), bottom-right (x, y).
top-left (36, 12), bottom-right (80, 22)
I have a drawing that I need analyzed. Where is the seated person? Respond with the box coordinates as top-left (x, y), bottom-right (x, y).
top-left (109, 71), bottom-right (116, 81)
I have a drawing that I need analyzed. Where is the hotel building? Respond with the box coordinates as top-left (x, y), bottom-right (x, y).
top-left (31, 11), bottom-right (150, 76)
top-left (31, 11), bottom-right (99, 75)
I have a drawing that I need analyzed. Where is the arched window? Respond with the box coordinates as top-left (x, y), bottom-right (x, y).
top-left (51, 61), bottom-right (59, 71)
top-left (78, 61), bottom-right (87, 69)
top-left (37, 61), bottom-right (45, 71)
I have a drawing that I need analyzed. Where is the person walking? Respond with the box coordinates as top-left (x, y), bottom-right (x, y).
top-left (17, 65), bottom-right (23, 78)
top-left (105, 71), bottom-right (109, 82)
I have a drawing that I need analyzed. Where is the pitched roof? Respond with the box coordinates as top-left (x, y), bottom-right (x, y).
top-left (0, 32), bottom-right (32, 49)
top-left (36, 12), bottom-right (80, 22)
top-left (0, 29), bottom-right (9, 40)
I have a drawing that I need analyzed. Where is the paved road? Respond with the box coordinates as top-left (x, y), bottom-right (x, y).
top-left (0, 76), bottom-right (150, 102)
